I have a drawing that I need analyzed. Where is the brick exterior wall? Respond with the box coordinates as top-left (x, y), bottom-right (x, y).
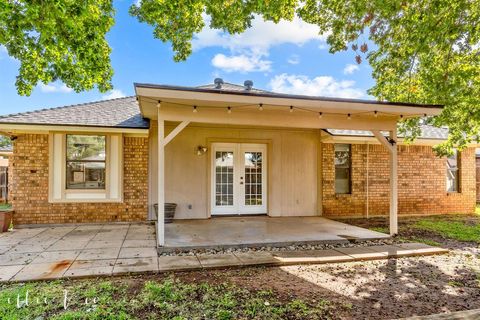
top-left (9, 134), bottom-right (148, 225)
top-left (322, 143), bottom-right (476, 217)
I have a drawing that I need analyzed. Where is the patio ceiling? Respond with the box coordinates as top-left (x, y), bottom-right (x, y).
top-left (135, 83), bottom-right (443, 131)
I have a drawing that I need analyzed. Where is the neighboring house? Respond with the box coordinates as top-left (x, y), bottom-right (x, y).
top-left (0, 80), bottom-right (475, 247)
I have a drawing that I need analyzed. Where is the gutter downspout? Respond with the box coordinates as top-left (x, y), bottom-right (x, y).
top-left (365, 142), bottom-right (370, 219)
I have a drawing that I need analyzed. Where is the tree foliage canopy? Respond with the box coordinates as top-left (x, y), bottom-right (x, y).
top-left (0, 0), bottom-right (114, 95)
top-left (2, 0), bottom-right (479, 153)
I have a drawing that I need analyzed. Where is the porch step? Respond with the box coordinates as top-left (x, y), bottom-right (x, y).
top-left (154, 242), bottom-right (448, 272)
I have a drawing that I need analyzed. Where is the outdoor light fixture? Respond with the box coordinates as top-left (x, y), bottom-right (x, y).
top-left (193, 106), bottom-right (198, 113)
top-left (374, 110), bottom-right (378, 118)
top-left (157, 100), bottom-right (161, 108)
top-left (289, 106), bottom-right (294, 113)
top-left (196, 146), bottom-right (208, 156)
top-left (318, 112), bottom-right (323, 119)
top-left (227, 106), bottom-right (232, 114)
top-left (258, 103), bottom-right (264, 111)
top-left (347, 113), bottom-right (352, 120)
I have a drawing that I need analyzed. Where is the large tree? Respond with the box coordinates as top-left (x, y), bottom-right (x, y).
top-left (2, 0), bottom-right (479, 154)
top-left (0, 0), bottom-right (114, 95)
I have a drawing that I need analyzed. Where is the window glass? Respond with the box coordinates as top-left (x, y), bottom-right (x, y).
top-left (446, 150), bottom-right (460, 192)
top-left (66, 135), bottom-right (106, 189)
top-left (335, 144), bottom-right (351, 194)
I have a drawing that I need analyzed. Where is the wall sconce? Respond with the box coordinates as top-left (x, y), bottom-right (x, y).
top-left (196, 146), bottom-right (208, 156)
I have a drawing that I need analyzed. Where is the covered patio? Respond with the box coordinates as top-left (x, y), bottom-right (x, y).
top-left (163, 216), bottom-right (389, 251)
top-left (135, 82), bottom-right (443, 248)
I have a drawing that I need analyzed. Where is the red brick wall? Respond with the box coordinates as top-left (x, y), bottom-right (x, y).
top-left (322, 143), bottom-right (476, 217)
top-left (9, 134), bottom-right (149, 225)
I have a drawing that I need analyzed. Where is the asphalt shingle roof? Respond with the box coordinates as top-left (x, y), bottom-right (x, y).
top-left (326, 125), bottom-right (449, 140)
top-left (0, 96), bottom-right (149, 129)
top-left (0, 83), bottom-right (447, 140)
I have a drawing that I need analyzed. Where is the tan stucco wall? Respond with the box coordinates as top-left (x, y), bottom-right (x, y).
top-left (150, 123), bottom-right (322, 219)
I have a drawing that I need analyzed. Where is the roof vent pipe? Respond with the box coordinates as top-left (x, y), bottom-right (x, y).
top-left (214, 78), bottom-right (224, 89)
top-left (244, 80), bottom-right (253, 91)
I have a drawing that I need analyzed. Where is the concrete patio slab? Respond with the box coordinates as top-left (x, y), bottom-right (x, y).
top-left (114, 257), bottom-right (159, 274)
top-left (0, 252), bottom-right (39, 266)
top-left (272, 249), bottom-right (355, 264)
top-left (393, 242), bottom-right (449, 256)
top-left (164, 216), bottom-right (389, 250)
top-left (365, 244), bottom-right (407, 257)
top-left (0, 222), bottom-right (450, 283)
top-left (30, 250), bottom-right (81, 264)
top-left (197, 253), bottom-right (242, 268)
top-left (118, 247), bottom-right (158, 259)
top-left (123, 239), bottom-right (157, 248)
top-left (158, 255), bottom-right (202, 272)
top-left (83, 240), bottom-right (123, 249)
top-left (0, 265), bottom-right (25, 281)
top-left (47, 240), bottom-right (90, 251)
top-left (233, 251), bottom-right (280, 266)
top-left (64, 259), bottom-right (115, 277)
top-left (9, 243), bottom-right (52, 254)
top-left (12, 260), bottom-right (73, 281)
top-left (334, 247), bottom-right (388, 260)
top-left (77, 248), bottom-right (121, 261)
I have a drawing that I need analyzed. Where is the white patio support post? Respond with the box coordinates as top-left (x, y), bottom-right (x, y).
top-left (372, 129), bottom-right (398, 236)
top-left (157, 105), bottom-right (165, 247)
top-left (156, 106), bottom-right (190, 247)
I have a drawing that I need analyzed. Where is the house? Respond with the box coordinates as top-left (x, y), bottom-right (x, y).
top-left (0, 80), bottom-right (475, 247)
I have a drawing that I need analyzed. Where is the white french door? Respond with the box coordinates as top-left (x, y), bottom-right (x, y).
top-left (211, 143), bottom-right (267, 215)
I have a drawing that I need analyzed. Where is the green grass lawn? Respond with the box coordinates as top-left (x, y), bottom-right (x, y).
top-left (412, 218), bottom-right (480, 243)
top-left (0, 203), bottom-right (11, 210)
top-left (0, 278), bottom-right (334, 320)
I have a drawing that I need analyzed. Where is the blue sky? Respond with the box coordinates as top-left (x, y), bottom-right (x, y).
top-left (0, 0), bottom-right (375, 115)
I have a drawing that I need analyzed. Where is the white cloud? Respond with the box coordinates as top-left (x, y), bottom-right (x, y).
top-left (287, 54), bottom-right (300, 65)
top-left (101, 89), bottom-right (126, 100)
top-left (269, 73), bottom-right (365, 99)
top-left (39, 83), bottom-right (73, 93)
top-left (211, 53), bottom-right (271, 73)
top-left (343, 64), bottom-right (359, 75)
top-left (194, 15), bottom-right (326, 72)
top-left (194, 15), bottom-right (325, 52)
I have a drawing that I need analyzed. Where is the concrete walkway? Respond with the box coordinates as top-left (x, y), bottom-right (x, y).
top-left (0, 224), bottom-right (448, 282)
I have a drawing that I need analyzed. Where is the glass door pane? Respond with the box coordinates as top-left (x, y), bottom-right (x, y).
top-left (244, 151), bottom-right (263, 206)
top-left (215, 151), bottom-right (234, 206)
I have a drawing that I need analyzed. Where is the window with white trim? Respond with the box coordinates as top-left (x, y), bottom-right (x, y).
top-left (49, 132), bottom-right (123, 203)
top-left (446, 150), bottom-right (460, 192)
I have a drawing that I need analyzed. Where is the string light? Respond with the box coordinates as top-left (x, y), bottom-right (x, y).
top-left (140, 96), bottom-right (430, 119)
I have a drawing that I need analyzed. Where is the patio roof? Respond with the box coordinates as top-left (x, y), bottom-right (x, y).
top-left (136, 82), bottom-right (442, 132)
